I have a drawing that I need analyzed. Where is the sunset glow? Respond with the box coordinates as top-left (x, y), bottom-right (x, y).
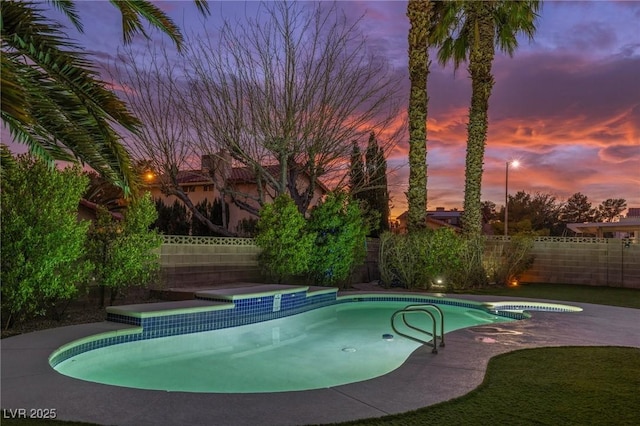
top-left (3, 1), bottom-right (638, 220)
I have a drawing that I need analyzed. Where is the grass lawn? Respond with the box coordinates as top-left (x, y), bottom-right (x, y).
top-left (462, 282), bottom-right (640, 309)
top-left (337, 346), bottom-right (640, 426)
top-left (2, 284), bottom-right (638, 426)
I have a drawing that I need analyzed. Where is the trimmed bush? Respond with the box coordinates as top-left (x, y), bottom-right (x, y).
top-left (308, 192), bottom-right (367, 287)
top-left (1, 153), bottom-right (91, 325)
top-left (87, 192), bottom-right (162, 305)
top-left (255, 195), bottom-right (315, 283)
top-left (379, 229), bottom-right (464, 290)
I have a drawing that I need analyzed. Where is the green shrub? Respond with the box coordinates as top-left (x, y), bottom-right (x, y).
top-left (450, 235), bottom-right (488, 290)
top-left (237, 217), bottom-right (259, 237)
top-left (378, 232), bottom-right (397, 287)
top-left (483, 236), bottom-right (535, 286)
top-left (423, 228), bottom-right (464, 286)
top-left (153, 199), bottom-right (190, 235)
top-left (87, 192), bottom-right (162, 305)
top-left (378, 231), bottom-right (428, 288)
top-left (255, 195), bottom-right (315, 283)
top-left (378, 229), bottom-right (464, 290)
top-left (1, 152), bottom-right (92, 325)
top-left (191, 198), bottom-right (229, 236)
top-left (307, 192), bottom-right (367, 287)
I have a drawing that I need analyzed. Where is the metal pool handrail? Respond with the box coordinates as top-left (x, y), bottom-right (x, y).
top-left (404, 303), bottom-right (445, 346)
top-left (390, 304), bottom-right (446, 354)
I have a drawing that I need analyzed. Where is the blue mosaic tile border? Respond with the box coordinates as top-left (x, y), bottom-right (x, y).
top-left (49, 291), bottom-right (525, 369)
top-left (490, 310), bottom-right (529, 320)
top-left (49, 331), bottom-right (142, 367)
top-left (51, 289), bottom-right (339, 367)
top-left (105, 313), bottom-right (141, 326)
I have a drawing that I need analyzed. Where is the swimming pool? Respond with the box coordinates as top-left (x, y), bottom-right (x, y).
top-left (53, 299), bottom-right (514, 392)
top-left (49, 286), bottom-right (582, 393)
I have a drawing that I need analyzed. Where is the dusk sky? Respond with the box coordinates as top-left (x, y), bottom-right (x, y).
top-left (4, 1), bottom-right (639, 219)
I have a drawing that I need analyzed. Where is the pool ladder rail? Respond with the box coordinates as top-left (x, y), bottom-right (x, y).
top-left (390, 304), bottom-right (445, 354)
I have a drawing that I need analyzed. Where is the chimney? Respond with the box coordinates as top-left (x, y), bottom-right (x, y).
top-left (436, 207), bottom-right (445, 212)
top-left (201, 151), bottom-right (232, 182)
top-left (201, 154), bottom-right (215, 175)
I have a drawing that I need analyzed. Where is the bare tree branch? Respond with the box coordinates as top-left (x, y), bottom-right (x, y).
top-left (112, 1), bottom-right (402, 230)
top-left (111, 42), bottom-right (233, 236)
top-left (183, 1), bottom-right (402, 214)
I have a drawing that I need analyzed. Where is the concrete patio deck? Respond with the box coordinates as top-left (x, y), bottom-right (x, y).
top-left (2, 287), bottom-right (639, 426)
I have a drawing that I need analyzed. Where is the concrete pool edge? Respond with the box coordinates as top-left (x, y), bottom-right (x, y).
top-left (2, 294), bottom-right (639, 426)
top-left (51, 299), bottom-right (517, 393)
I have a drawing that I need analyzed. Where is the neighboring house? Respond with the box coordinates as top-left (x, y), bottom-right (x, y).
top-left (427, 207), bottom-right (463, 228)
top-left (567, 208), bottom-right (640, 239)
top-left (394, 208), bottom-right (463, 234)
top-left (145, 154), bottom-right (329, 234)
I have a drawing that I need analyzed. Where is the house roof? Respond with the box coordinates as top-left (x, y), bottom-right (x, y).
top-left (427, 210), bottom-right (462, 218)
top-left (396, 210), bottom-right (464, 221)
top-left (175, 170), bottom-right (209, 184)
top-left (566, 219), bottom-right (640, 237)
top-left (394, 211), bottom-right (462, 233)
top-left (173, 165), bottom-right (329, 193)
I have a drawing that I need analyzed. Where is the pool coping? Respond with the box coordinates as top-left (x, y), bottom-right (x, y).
top-left (2, 290), bottom-right (639, 426)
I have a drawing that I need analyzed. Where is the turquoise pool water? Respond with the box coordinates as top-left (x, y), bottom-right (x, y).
top-left (53, 301), bottom-right (513, 393)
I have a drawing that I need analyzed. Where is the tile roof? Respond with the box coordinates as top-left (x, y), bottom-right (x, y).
top-left (175, 165), bottom-right (281, 185)
top-left (173, 165), bottom-right (328, 192)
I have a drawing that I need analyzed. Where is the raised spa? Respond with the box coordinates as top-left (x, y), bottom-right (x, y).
top-left (49, 285), bottom-right (581, 393)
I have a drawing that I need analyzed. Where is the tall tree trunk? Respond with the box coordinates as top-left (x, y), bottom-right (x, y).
top-left (462, 3), bottom-right (495, 237)
top-left (406, 0), bottom-right (432, 233)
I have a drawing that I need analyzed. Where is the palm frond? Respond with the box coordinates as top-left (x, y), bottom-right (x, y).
top-left (48, 0), bottom-right (83, 33)
top-left (109, 0), bottom-right (183, 50)
top-left (494, 1), bottom-right (540, 56)
top-left (1, 1), bottom-right (138, 193)
top-left (194, 0), bottom-right (211, 17)
top-left (1, 0), bottom-right (211, 194)
top-left (0, 53), bottom-right (31, 124)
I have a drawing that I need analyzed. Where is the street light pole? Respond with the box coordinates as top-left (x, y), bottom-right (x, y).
top-left (504, 160), bottom-right (519, 236)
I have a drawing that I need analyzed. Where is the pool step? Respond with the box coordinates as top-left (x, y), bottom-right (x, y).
top-left (106, 284), bottom-right (339, 328)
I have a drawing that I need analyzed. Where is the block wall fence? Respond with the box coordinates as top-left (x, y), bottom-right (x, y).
top-left (158, 235), bottom-right (640, 289)
top-left (159, 236), bottom-right (262, 288)
top-left (487, 236), bottom-right (640, 288)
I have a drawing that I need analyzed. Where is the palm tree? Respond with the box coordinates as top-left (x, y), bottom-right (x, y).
top-left (435, 0), bottom-right (540, 236)
top-left (1, 0), bottom-right (209, 194)
top-left (406, 0), bottom-right (433, 233)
